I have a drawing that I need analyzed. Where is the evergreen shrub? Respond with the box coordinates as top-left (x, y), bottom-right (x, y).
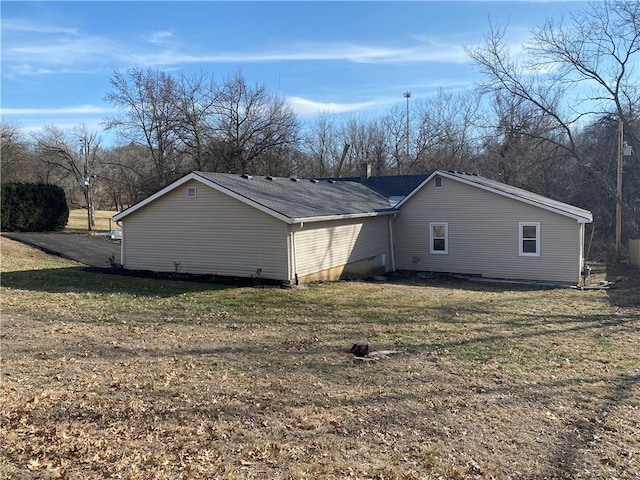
top-left (1, 183), bottom-right (69, 232)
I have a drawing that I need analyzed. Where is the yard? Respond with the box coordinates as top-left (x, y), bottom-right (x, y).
top-left (65, 209), bottom-right (119, 233)
top-left (1, 237), bottom-right (639, 479)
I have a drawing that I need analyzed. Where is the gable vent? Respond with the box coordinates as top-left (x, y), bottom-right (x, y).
top-left (241, 174), bottom-right (252, 179)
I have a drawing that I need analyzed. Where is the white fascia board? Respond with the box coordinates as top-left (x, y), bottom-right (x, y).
top-left (112, 172), bottom-right (398, 226)
top-left (112, 173), bottom-right (199, 222)
top-left (440, 171), bottom-right (593, 223)
top-left (292, 210), bottom-right (397, 224)
top-left (397, 170), bottom-right (593, 224)
top-left (112, 172), bottom-right (293, 224)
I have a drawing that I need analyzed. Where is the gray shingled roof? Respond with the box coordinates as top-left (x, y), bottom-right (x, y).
top-left (442, 171), bottom-right (593, 222)
top-left (114, 169), bottom-right (592, 225)
top-left (330, 174), bottom-right (429, 198)
top-left (194, 172), bottom-right (395, 220)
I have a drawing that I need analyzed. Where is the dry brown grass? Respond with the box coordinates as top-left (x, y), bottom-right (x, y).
top-left (65, 210), bottom-right (118, 233)
top-left (1, 238), bottom-right (639, 479)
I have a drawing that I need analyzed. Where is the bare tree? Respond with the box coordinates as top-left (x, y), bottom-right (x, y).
top-left (339, 116), bottom-right (390, 177)
top-left (99, 143), bottom-right (152, 210)
top-left (33, 125), bottom-right (101, 229)
top-left (413, 89), bottom-right (481, 173)
top-left (303, 113), bottom-right (342, 177)
top-left (104, 68), bottom-right (181, 190)
top-left (478, 91), bottom-right (567, 195)
top-left (173, 71), bottom-right (220, 171)
top-left (467, 0), bottom-right (640, 221)
top-left (381, 106), bottom-right (409, 174)
top-left (1, 122), bottom-right (37, 183)
top-left (214, 71), bottom-right (299, 175)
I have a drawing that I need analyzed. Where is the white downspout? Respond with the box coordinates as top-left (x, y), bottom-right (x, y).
top-left (388, 214), bottom-right (396, 272)
top-left (118, 221), bottom-right (125, 268)
top-left (291, 222), bottom-right (303, 285)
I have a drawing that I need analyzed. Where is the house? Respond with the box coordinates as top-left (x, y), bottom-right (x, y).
top-left (112, 168), bottom-right (592, 285)
top-left (112, 171), bottom-right (400, 284)
top-left (394, 170), bottom-right (592, 284)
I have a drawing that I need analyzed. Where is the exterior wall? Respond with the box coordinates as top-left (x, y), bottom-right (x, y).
top-left (394, 177), bottom-right (584, 284)
top-left (120, 180), bottom-right (289, 280)
top-left (292, 216), bottom-right (391, 282)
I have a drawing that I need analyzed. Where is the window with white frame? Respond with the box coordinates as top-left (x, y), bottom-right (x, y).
top-left (519, 222), bottom-right (540, 256)
top-left (434, 176), bottom-right (443, 188)
top-left (187, 186), bottom-right (197, 198)
top-left (430, 222), bottom-right (448, 254)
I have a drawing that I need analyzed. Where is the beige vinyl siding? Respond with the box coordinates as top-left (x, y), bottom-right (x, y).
top-left (121, 180), bottom-right (289, 280)
top-left (292, 216), bottom-right (390, 277)
top-left (394, 178), bottom-right (583, 283)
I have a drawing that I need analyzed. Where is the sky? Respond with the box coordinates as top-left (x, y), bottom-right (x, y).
top-left (1, 1), bottom-right (590, 144)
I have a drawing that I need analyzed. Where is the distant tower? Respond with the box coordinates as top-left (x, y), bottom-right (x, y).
top-left (404, 91), bottom-right (411, 158)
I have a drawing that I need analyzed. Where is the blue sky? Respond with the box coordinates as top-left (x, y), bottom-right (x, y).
top-left (1, 1), bottom-right (588, 142)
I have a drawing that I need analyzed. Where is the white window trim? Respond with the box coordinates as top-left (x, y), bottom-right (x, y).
top-left (187, 186), bottom-right (197, 198)
top-left (434, 176), bottom-right (443, 188)
top-left (519, 222), bottom-right (540, 257)
top-left (429, 222), bottom-right (448, 254)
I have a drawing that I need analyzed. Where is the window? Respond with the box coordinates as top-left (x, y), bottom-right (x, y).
top-left (519, 222), bottom-right (540, 256)
top-left (187, 187), bottom-right (197, 198)
top-left (434, 176), bottom-right (443, 188)
top-left (430, 222), bottom-right (448, 254)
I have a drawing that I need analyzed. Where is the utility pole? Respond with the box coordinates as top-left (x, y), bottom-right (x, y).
top-left (80, 137), bottom-right (94, 231)
top-left (615, 118), bottom-right (634, 261)
top-left (404, 91), bottom-right (411, 159)
top-left (615, 118), bottom-right (623, 261)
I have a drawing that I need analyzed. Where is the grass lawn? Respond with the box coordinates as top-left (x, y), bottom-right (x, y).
top-left (65, 210), bottom-right (118, 233)
top-left (1, 237), bottom-right (639, 479)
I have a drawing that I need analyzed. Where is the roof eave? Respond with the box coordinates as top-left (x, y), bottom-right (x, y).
top-left (112, 173), bottom-right (199, 222)
top-left (112, 172), bottom-right (398, 225)
top-left (112, 172), bottom-right (294, 224)
top-left (400, 170), bottom-right (593, 223)
top-left (291, 209), bottom-right (397, 224)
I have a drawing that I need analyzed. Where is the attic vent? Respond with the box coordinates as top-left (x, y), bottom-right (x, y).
top-left (310, 178), bottom-right (319, 183)
top-left (434, 177), bottom-right (443, 188)
top-left (265, 176), bottom-right (274, 181)
top-left (290, 177), bottom-right (299, 182)
top-left (241, 174), bottom-right (252, 179)
top-left (328, 179), bottom-right (336, 184)
top-left (187, 186), bottom-right (197, 198)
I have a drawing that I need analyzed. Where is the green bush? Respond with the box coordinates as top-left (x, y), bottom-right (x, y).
top-left (1, 183), bottom-right (69, 232)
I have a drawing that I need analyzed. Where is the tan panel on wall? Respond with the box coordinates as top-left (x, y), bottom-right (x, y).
top-left (121, 180), bottom-right (289, 280)
top-left (293, 216), bottom-right (390, 277)
top-left (394, 177), bottom-right (583, 283)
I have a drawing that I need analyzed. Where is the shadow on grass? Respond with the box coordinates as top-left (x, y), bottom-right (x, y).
top-left (386, 272), bottom-right (564, 294)
top-left (535, 370), bottom-right (640, 480)
top-left (0, 266), bottom-right (232, 297)
top-left (605, 263), bottom-right (640, 309)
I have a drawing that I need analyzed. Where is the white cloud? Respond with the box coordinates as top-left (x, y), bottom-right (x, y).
top-left (1, 105), bottom-right (115, 116)
top-left (287, 96), bottom-right (379, 116)
top-left (147, 31), bottom-right (174, 45)
top-left (138, 41), bottom-right (471, 66)
top-left (1, 18), bottom-right (79, 35)
top-left (2, 18), bottom-right (130, 77)
top-left (2, 16), bottom-right (474, 77)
